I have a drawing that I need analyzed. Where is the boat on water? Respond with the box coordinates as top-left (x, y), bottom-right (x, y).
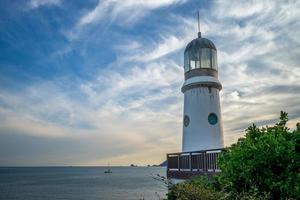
top-left (104, 163), bottom-right (112, 173)
top-left (104, 169), bottom-right (112, 173)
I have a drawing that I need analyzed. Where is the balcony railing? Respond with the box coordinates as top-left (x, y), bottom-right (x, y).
top-left (167, 148), bottom-right (224, 179)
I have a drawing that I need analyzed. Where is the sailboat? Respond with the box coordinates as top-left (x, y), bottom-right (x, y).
top-left (104, 163), bottom-right (112, 174)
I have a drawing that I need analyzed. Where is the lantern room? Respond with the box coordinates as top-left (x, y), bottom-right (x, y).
top-left (184, 33), bottom-right (218, 73)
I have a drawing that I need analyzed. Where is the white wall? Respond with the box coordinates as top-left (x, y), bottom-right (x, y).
top-left (182, 86), bottom-right (224, 152)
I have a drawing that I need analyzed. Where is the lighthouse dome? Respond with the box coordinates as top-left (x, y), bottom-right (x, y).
top-left (184, 33), bottom-right (218, 73)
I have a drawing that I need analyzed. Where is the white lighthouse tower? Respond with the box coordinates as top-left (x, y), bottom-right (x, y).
top-left (182, 29), bottom-right (224, 152)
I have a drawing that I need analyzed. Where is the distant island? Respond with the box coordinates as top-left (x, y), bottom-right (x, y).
top-left (129, 161), bottom-right (167, 167)
top-left (159, 160), bottom-right (167, 167)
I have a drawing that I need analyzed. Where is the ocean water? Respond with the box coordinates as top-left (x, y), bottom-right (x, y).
top-left (0, 167), bottom-right (167, 200)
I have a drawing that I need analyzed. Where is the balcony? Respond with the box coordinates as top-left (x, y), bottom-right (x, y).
top-left (167, 148), bottom-right (223, 179)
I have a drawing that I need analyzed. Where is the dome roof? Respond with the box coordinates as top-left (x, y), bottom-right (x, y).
top-left (184, 35), bottom-right (216, 54)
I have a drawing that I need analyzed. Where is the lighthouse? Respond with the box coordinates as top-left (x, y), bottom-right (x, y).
top-left (166, 17), bottom-right (225, 179)
top-left (181, 30), bottom-right (224, 152)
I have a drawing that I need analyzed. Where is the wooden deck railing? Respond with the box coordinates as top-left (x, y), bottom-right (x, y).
top-left (167, 148), bottom-right (224, 179)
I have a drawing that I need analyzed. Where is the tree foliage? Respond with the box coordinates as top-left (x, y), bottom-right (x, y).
top-left (167, 176), bottom-right (222, 200)
top-left (217, 111), bottom-right (300, 199)
top-left (167, 112), bottom-right (300, 200)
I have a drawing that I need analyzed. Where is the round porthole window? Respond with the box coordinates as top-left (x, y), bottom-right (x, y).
top-left (208, 113), bottom-right (218, 125)
top-left (184, 115), bottom-right (190, 127)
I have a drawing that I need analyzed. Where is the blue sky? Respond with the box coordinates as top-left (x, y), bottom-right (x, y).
top-left (0, 0), bottom-right (300, 166)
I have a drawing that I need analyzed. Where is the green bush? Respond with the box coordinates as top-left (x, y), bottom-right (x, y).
top-left (167, 112), bottom-right (300, 200)
top-left (217, 111), bottom-right (300, 199)
top-left (167, 176), bottom-right (222, 200)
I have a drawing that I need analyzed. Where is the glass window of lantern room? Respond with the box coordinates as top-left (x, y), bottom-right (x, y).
top-left (195, 49), bottom-right (201, 68)
top-left (190, 60), bottom-right (196, 69)
top-left (201, 48), bottom-right (211, 68)
top-left (190, 60), bottom-right (200, 69)
top-left (184, 52), bottom-right (190, 72)
top-left (211, 50), bottom-right (218, 70)
top-left (189, 49), bottom-right (197, 70)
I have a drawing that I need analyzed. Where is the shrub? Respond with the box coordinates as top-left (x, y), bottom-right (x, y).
top-left (167, 176), bottom-right (222, 200)
top-left (217, 111), bottom-right (300, 199)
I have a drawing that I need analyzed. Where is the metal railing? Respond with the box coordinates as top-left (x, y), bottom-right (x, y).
top-left (167, 148), bottom-right (224, 179)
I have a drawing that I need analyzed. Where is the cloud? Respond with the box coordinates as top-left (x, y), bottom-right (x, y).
top-left (213, 0), bottom-right (269, 19)
top-left (78, 0), bottom-right (186, 27)
top-left (0, 59), bottom-right (183, 165)
top-left (110, 0), bottom-right (300, 148)
top-left (114, 15), bottom-right (198, 64)
top-left (207, 0), bottom-right (300, 143)
top-left (28, 0), bottom-right (62, 9)
top-left (64, 0), bottom-right (187, 41)
top-left (1, 0), bottom-right (300, 165)
top-left (120, 35), bottom-right (185, 63)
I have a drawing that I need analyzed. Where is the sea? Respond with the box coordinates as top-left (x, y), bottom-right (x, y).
top-left (0, 167), bottom-right (167, 200)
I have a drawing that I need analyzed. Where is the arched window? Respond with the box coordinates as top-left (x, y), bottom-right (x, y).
top-left (211, 50), bottom-right (218, 70)
top-left (184, 52), bottom-right (190, 72)
top-left (201, 48), bottom-right (211, 68)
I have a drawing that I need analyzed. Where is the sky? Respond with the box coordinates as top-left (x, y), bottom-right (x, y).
top-left (0, 0), bottom-right (299, 166)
